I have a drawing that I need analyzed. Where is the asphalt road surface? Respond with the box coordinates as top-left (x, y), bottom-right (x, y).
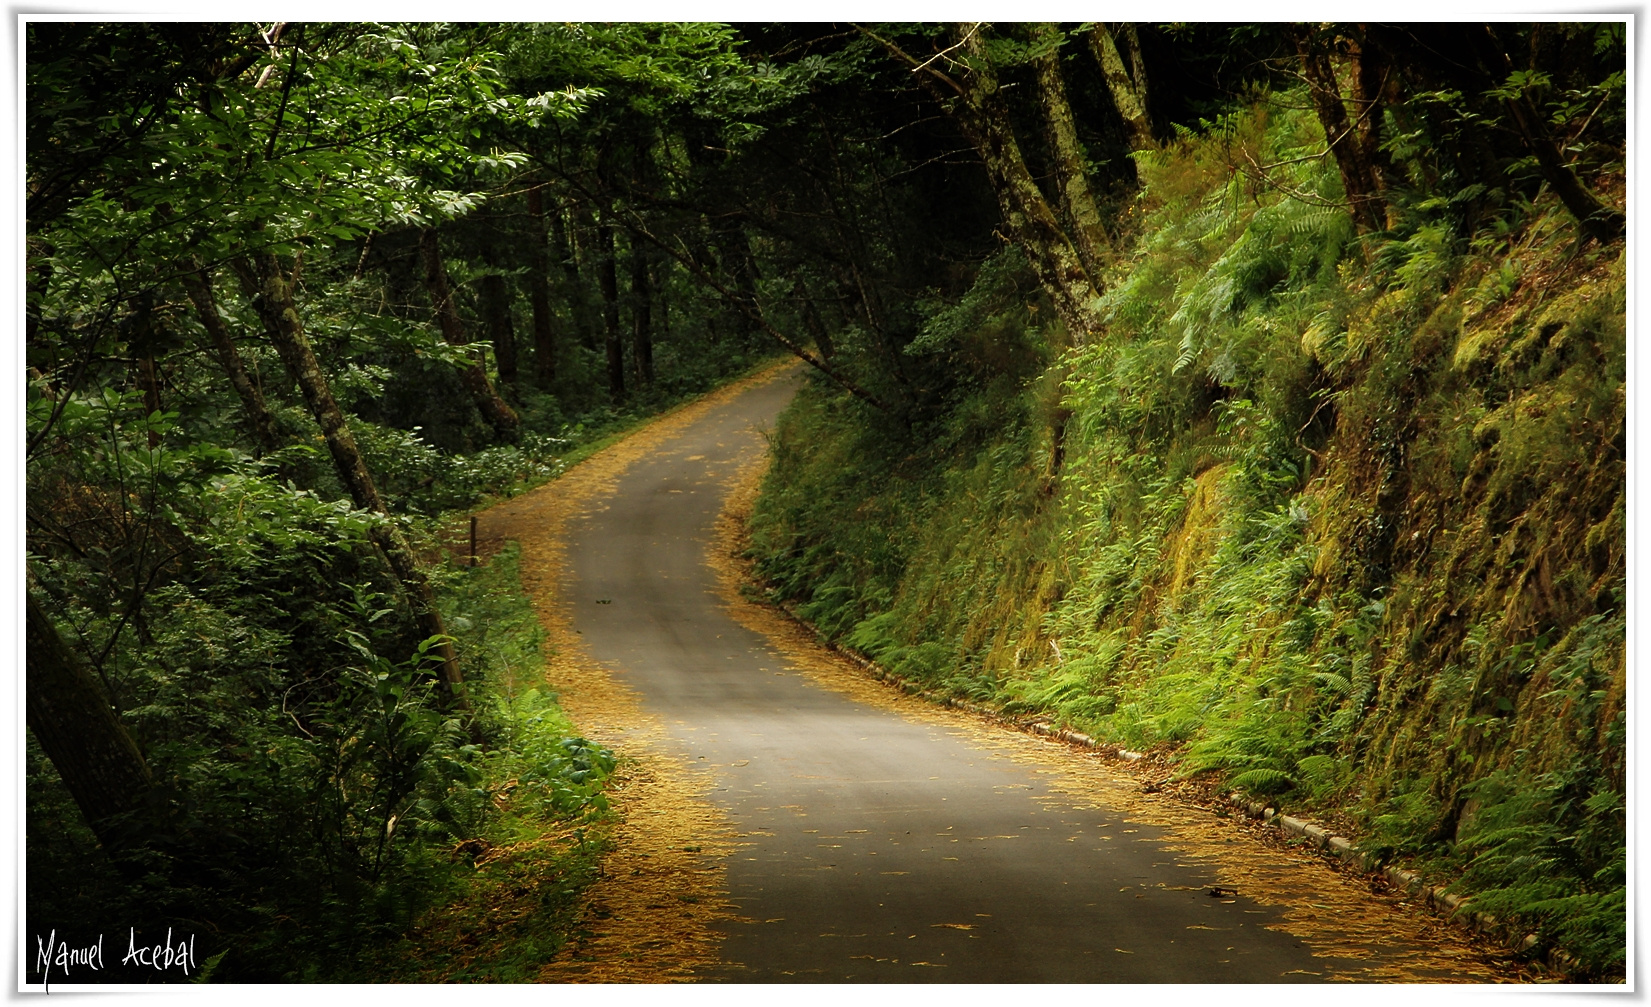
top-left (563, 369), bottom-right (1340, 982)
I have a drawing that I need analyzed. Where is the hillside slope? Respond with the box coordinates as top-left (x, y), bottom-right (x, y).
top-left (746, 95), bottom-right (1626, 976)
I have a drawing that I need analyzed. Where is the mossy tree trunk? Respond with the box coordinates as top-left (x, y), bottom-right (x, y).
top-left (1086, 23), bottom-right (1154, 152)
top-left (243, 251), bottom-right (469, 708)
top-left (863, 22), bottom-right (1105, 343)
top-left (26, 589), bottom-right (155, 855)
top-left (1030, 22), bottom-right (1110, 283)
top-left (179, 263), bottom-right (280, 456)
top-left (952, 23), bottom-right (1103, 341)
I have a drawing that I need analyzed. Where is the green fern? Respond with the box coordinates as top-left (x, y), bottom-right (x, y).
top-left (1230, 767), bottom-right (1295, 795)
top-left (1310, 671), bottom-right (1351, 697)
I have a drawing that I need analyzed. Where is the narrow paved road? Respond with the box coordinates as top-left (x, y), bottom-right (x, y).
top-left (562, 369), bottom-right (1347, 982)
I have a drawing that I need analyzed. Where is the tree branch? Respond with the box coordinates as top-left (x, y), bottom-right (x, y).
top-left (853, 24), bottom-right (968, 101)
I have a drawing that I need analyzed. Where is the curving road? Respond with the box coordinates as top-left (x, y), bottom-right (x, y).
top-left (563, 368), bottom-right (1341, 983)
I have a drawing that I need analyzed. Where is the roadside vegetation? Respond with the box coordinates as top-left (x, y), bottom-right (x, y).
top-left (746, 26), bottom-right (1625, 978)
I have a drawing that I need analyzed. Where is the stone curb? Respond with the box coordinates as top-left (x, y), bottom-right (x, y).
top-left (1222, 795), bottom-right (1572, 972)
top-left (763, 596), bottom-right (1582, 981)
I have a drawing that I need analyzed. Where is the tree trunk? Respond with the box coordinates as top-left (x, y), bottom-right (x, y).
top-left (595, 217), bottom-right (625, 402)
top-left (654, 254), bottom-right (671, 347)
top-left (418, 227), bottom-right (521, 441)
top-left (137, 355), bottom-right (162, 448)
top-left (524, 185), bottom-right (557, 386)
top-left (628, 233), bottom-right (654, 386)
top-left (1360, 24), bottom-right (1503, 200)
top-left (1121, 25), bottom-right (1151, 130)
top-left (1348, 28), bottom-right (1401, 230)
top-left (1469, 25), bottom-right (1624, 244)
top-left (179, 263), bottom-right (280, 456)
top-left (1087, 23), bottom-right (1154, 152)
top-left (710, 226), bottom-right (763, 348)
top-left (1031, 22), bottom-right (1110, 283)
top-left (243, 251), bottom-right (469, 707)
top-left (477, 232), bottom-right (520, 395)
top-left (1293, 26), bottom-right (1386, 233)
top-left (945, 22), bottom-right (1105, 342)
top-left (126, 294), bottom-right (164, 448)
top-left (566, 204), bottom-right (601, 351)
top-left (625, 141), bottom-right (657, 387)
top-left (27, 589), bottom-right (155, 855)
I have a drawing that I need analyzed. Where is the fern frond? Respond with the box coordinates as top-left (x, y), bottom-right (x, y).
top-left (1230, 767), bottom-right (1295, 794)
top-left (1311, 671), bottom-right (1352, 697)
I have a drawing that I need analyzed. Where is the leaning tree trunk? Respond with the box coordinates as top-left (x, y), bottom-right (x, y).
top-left (862, 21), bottom-right (1106, 338)
top-left (1087, 24), bottom-right (1155, 153)
top-left (524, 185), bottom-right (558, 387)
top-left (1293, 26), bottom-right (1386, 234)
top-left (27, 589), bottom-right (155, 856)
top-left (792, 277), bottom-right (835, 360)
top-left (418, 227), bottom-right (521, 441)
top-left (1468, 25), bottom-right (1624, 244)
top-left (243, 252), bottom-right (469, 707)
top-left (1031, 22), bottom-right (1110, 284)
top-left (179, 263), bottom-right (280, 455)
top-left (594, 217), bottom-right (626, 402)
top-left (1121, 25), bottom-right (1152, 136)
top-left (948, 23), bottom-right (1104, 342)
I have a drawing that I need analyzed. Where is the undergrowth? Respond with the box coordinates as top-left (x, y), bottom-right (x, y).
top-left (26, 542), bottom-right (613, 982)
top-left (354, 542), bottom-right (614, 981)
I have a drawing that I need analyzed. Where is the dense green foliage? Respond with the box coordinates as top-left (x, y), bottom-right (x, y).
top-left (26, 533), bottom-right (613, 980)
top-left (23, 22), bottom-right (783, 981)
top-left (749, 47), bottom-right (1626, 977)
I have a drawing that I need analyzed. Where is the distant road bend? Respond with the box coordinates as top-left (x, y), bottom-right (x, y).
top-left (554, 364), bottom-right (1491, 983)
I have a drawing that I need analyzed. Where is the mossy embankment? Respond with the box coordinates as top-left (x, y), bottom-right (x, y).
top-left (746, 96), bottom-right (1625, 977)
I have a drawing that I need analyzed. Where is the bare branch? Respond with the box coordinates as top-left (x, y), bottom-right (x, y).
top-left (910, 21), bottom-right (978, 76)
top-left (853, 24), bottom-right (967, 101)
